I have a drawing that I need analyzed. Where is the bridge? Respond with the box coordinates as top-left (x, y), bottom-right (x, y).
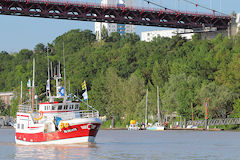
top-left (0, 0), bottom-right (231, 30)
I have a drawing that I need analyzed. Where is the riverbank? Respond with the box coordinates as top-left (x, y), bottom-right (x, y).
top-left (166, 128), bottom-right (224, 131)
top-left (100, 127), bottom-right (224, 131)
top-left (101, 128), bottom-right (128, 130)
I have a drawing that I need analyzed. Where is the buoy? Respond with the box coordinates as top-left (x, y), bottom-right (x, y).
top-left (130, 120), bottom-right (136, 124)
top-left (64, 123), bottom-right (69, 128)
top-left (59, 122), bottom-right (64, 130)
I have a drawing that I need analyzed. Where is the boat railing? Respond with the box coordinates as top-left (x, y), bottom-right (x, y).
top-left (54, 110), bottom-right (99, 121)
top-left (18, 105), bottom-right (32, 113)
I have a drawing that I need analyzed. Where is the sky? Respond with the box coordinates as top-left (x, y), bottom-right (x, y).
top-left (0, 0), bottom-right (239, 53)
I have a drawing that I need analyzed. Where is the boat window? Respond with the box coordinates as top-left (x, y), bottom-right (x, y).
top-left (69, 105), bottom-right (72, 110)
top-left (17, 124), bottom-right (20, 129)
top-left (45, 105), bottom-right (51, 110)
top-left (64, 105), bottom-right (68, 110)
top-left (58, 105), bottom-right (62, 110)
top-left (71, 104), bottom-right (74, 110)
top-left (21, 124), bottom-right (24, 129)
top-left (44, 106), bottom-right (46, 110)
top-left (75, 104), bottom-right (79, 109)
top-left (52, 105), bottom-right (57, 110)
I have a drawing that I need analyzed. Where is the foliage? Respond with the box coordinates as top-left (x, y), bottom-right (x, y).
top-left (1, 29), bottom-right (240, 125)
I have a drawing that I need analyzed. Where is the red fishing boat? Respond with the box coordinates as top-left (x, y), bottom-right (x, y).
top-left (15, 56), bottom-right (102, 145)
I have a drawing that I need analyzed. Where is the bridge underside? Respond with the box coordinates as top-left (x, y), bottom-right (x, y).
top-left (0, 0), bottom-right (231, 30)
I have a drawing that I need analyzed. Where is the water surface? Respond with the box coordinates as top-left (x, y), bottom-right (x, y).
top-left (0, 129), bottom-right (239, 160)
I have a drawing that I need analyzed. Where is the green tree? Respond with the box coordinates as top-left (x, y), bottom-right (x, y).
top-left (198, 82), bottom-right (237, 118)
top-left (34, 43), bottom-right (46, 54)
top-left (0, 99), bottom-right (7, 116)
top-left (101, 26), bottom-right (108, 40)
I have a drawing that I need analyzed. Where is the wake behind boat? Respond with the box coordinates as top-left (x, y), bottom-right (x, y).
top-left (15, 55), bottom-right (102, 145)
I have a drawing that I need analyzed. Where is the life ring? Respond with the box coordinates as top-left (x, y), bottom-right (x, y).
top-left (64, 123), bottom-right (69, 128)
top-left (59, 122), bottom-right (64, 130)
top-left (34, 111), bottom-right (43, 121)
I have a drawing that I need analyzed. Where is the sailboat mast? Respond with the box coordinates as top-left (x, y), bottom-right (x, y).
top-left (145, 88), bottom-right (148, 125)
top-left (32, 57), bottom-right (35, 112)
top-left (157, 86), bottom-right (161, 124)
top-left (191, 102), bottom-right (194, 125)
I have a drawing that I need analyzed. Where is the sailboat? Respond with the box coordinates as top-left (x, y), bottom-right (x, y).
top-left (146, 86), bottom-right (165, 131)
top-left (15, 50), bottom-right (102, 145)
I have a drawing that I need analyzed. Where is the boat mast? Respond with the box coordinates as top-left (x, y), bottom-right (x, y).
top-left (47, 47), bottom-right (51, 99)
top-left (145, 88), bottom-right (148, 125)
top-left (32, 57), bottom-right (35, 112)
top-left (20, 81), bottom-right (22, 105)
top-left (63, 42), bottom-right (67, 103)
top-left (157, 86), bottom-right (161, 124)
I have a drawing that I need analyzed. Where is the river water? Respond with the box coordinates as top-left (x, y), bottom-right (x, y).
top-left (0, 129), bottom-right (239, 160)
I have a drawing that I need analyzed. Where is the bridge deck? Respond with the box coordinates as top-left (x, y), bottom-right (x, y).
top-left (0, 0), bottom-right (231, 30)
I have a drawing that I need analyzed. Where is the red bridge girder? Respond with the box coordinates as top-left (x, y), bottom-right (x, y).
top-left (0, 0), bottom-right (231, 30)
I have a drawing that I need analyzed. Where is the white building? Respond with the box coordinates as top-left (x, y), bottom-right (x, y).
top-left (236, 13), bottom-right (240, 33)
top-left (95, 0), bottom-right (135, 40)
top-left (141, 29), bottom-right (194, 42)
top-left (0, 92), bottom-right (14, 108)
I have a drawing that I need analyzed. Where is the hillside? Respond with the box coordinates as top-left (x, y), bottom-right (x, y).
top-left (1, 29), bottom-right (240, 126)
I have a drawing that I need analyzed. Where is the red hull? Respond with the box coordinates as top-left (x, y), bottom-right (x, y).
top-left (15, 123), bottom-right (101, 143)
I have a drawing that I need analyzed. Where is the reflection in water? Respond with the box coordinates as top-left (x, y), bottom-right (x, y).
top-left (15, 143), bottom-right (98, 160)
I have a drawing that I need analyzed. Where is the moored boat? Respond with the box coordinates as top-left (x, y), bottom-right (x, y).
top-left (146, 122), bottom-right (165, 131)
top-left (145, 86), bottom-right (165, 131)
top-left (128, 120), bottom-right (140, 130)
top-left (15, 56), bottom-right (102, 145)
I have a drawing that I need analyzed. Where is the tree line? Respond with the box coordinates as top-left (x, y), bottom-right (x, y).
top-left (1, 29), bottom-right (240, 127)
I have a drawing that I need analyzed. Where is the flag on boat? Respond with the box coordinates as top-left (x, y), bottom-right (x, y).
top-left (82, 80), bottom-right (87, 90)
top-left (46, 79), bottom-right (50, 91)
top-left (82, 90), bottom-right (88, 101)
top-left (81, 80), bottom-right (88, 101)
top-left (60, 87), bottom-right (65, 96)
top-left (27, 79), bottom-right (31, 88)
top-left (27, 79), bottom-right (31, 94)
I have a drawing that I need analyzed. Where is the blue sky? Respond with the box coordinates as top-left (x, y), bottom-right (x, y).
top-left (0, 0), bottom-right (239, 53)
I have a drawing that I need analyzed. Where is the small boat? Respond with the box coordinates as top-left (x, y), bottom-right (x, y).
top-left (146, 122), bottom-right (165, 131)
top-left (128, 120), bottom-right (140, 130)
top-left (15, 55), bottom-right (102, 145)
top-left (146, 86), bottom-right (165, 131)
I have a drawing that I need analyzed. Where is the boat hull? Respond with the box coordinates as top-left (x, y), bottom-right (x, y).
top-left (15, 136), bottom-right (96, 145)
top-left (146, 126), bottom-right (165, 131)
top-left (15, 120), bottom-right (101, 145)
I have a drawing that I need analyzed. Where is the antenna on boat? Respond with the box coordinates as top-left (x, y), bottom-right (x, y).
top-left (32, 57), bottom-right (35, 112)
top-left (47, 47), bottom-right (52, 99)
top-left (63, 42), bottom-right (67, 102)
top-left (69, 80), bottom-right (70, 94)
top-left (50, 61), bottom-right (53, 78)
top-left (58, 61), bottom-right (61, 77)
top-left (20, 81), bottom-right (22, 105)
top-left (54, 66), bottom-right (56, 77)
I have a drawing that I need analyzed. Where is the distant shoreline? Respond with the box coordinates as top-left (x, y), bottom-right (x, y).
top-left (100, 127), bottom-right (226, 131)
